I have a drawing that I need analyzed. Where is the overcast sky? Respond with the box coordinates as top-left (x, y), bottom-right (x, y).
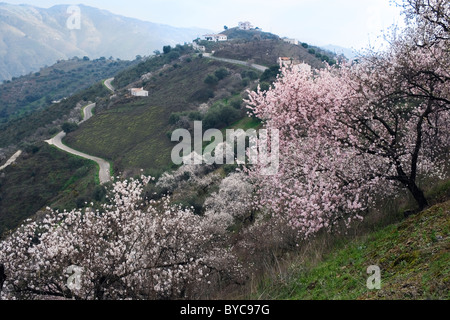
top-left (4, 0), bottom-right (404, 50)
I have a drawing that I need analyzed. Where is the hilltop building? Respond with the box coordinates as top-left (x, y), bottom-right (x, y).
top-left (238, 21), bottom-right (253, 30)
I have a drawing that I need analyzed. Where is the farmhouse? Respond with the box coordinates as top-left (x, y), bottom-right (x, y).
top-left (278, 57), bottom-right (303, 68)
top-left (278, 57), bottom-right (293, 66)
top-left (129, 87), bottom-right (149, 97)
top-left (192, 42), bottom-right (206, 52)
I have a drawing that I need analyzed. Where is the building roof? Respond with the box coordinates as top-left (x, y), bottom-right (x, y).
top-left (204, 34), bottom-right (227, 37)
top-left (130, 87), bottom-right (147, 92)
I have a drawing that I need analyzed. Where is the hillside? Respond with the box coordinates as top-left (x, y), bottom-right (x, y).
top-left (0, 81), bottom-right (110, 148)
top-left (0, 142), bottom-right (98, 237)
top-left (0, 37), bottom-right (333, 234)
top-left (0, 3), bottom-right (210, 82)
top-left (64, 48), bottom-right (263, 175)
top-left (0, 57), bottom-right (135, 124)
top-left (199, 32), bottom-right (337, 69)
top-left (250, 197), bottom-right (449, 300)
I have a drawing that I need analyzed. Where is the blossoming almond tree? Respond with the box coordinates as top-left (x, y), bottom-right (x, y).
top-left (246, 0), bottom-right (449, 236)
top-left (0, 177), bottom-right (239, 300)
top-left (204, 172), bottom-right (255, 229)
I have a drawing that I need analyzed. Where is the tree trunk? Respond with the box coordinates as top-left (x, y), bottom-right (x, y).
top-left (407, 181), bottom-right (429, 211)
top-left (395, 162), bottom-right (429, 212)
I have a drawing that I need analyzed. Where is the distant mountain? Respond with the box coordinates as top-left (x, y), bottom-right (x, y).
top-left (321, 44), bottom-right (359, 60)
top-left (0, 3), bottom-right (211, 82)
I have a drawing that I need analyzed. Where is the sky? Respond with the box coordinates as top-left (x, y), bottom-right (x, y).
top-left (3, 0), bottom-right (405, 50)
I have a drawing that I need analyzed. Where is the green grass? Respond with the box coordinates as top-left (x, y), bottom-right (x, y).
top-left (229, 117), bottom-right (262, 131)
top-left (65, 100), bottom-right (172, 172)
top-left (252, 201), bottom-right (450, 300)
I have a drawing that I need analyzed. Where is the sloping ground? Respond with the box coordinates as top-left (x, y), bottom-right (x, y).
top-left (254, 201), bottom-right (449, 300)
top-left (0, 143), bottom-right (97, 237)
top-left (206, 39), bottom-right (335, 69)
top-left (65, 56), bottom-right (259, 173)
top-left (0, 58), bottom-right (134, 124)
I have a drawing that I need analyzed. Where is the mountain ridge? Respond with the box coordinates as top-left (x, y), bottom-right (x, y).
top-left (0, 2), bottom-right (211, 81)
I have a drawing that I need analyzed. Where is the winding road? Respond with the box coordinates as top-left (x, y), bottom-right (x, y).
top-left (45, 78), bottom-right (116, 185)
top-left (104, 78), bottom-right (115, 92)
top-left (0, 150), bottom-right (23, 171)
top-left (80, 103), bottom-right (95, 124)
top-left (203, 53), bottom-right (268, 72)
top-left (45, 130), bottom-right (111, 184)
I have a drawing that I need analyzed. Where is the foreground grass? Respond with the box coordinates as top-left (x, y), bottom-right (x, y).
top-left (253, 201), bottom-right (450, 300)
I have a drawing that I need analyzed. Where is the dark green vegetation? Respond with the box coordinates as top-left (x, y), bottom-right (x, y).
top-left (169, 95), bottom-right (245, 132)
top-left (65, 53), bottom-right (261, 174)
top-left (248, 181), bottom-right (450, 300)
top-left (221, 27), bottom-right (280, 42)
top-left (112, 44), bottom-right (193, 88)
top-left (0, 143), bottom-right (98, 237)
top-left (0, 57), bottom-right (135, 124)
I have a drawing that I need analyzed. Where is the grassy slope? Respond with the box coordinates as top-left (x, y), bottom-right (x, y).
top-left (65, 57), bottom-right (258, 173)
top-left (253, 200), bottom-right (449, 300)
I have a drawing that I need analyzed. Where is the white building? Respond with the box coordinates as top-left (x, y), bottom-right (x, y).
top-left (283, 38), bottom-right (299, 45)
top-left (238, 21), bottom-right (253, 30)
top-left (129, 87), bottom-right (149, 97)
top-left (192, 42), bottom-right (206, 52)
top-left (278, 57), bottom-right (293, 67)
top-left (278, 57), bottom-right (303, 67)
top-left (203, 34), bottom-right (228, 42)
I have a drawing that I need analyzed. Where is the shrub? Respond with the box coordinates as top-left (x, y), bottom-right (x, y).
top-left (167, 51), bottom-right (180, 61)
top-left (204, 104), bottom-right (240, 129)
top-left (214, 68), bottom-right (229, 80)
top-left (259, 65), bottom-right (280, 82)
top-left (62, 122), bottom-right (79, 133)
top-left (191, 88), bottom-right (214, 102)
top-left (241, 70), bottom-right (258, 80)
top-left (204, 74), bottom-right (219, 86)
